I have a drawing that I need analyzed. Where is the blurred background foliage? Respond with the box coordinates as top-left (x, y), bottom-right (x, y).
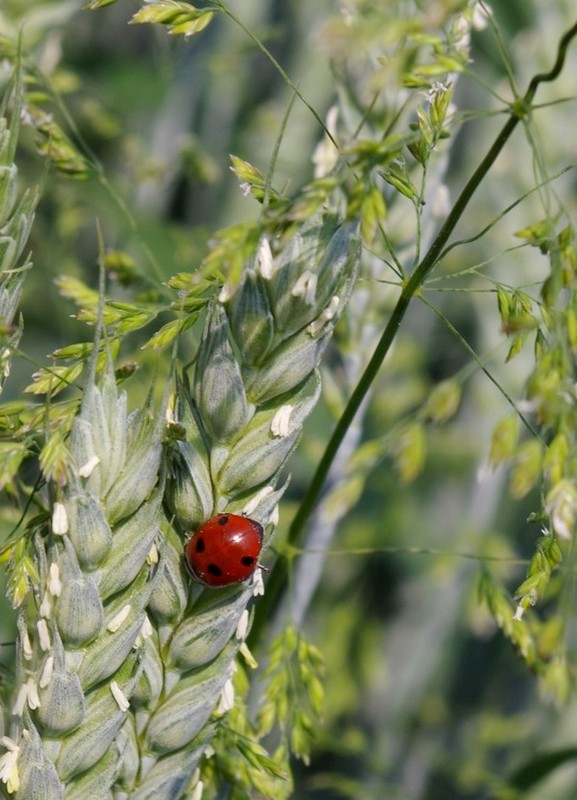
top-left (2, 0), bottom-right (577, 798)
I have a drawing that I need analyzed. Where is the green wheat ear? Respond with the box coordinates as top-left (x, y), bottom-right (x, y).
top-left (128, 213), bottom-right (360, 799)
top-left (2, 360), bottom-right (164, 799)
top-left (0, 57), bottom-right (38, 401)
top-left (3, 213), bottom-right (359, 799)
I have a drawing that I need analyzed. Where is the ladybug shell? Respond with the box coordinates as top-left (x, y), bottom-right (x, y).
top-left (185, 513), bottom-right (264, 588)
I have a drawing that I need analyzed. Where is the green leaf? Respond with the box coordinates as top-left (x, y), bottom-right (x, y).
top-left (142, 316), bottom-right (196, 350)
top-left (236, 738), bottom-right (288, 780)
top-left (514, 218), bottom-right (553, 252)
top-left (0, 441), bottom-right (28, 491)
top-left (25, 362), bottom-right (85, 397)
top-left (496, 285), bottom-right (511, 323)
top-left (392, 422), bottom-right (426, 483)
top-left (201, 222), bottom-right (261, 286)
top-left (345, 133), bottom-right (409, 171)
top-left (55, 275), bottom-right (99, 310)
top-left (505, 330), bottom-right (529, 361)
top-left (166, 272), bottom-right (199, 292)
top-left (28, 108), bottom-right (91, 179)
top-left (421, 379), bottom-right (461, 424)
top-left (52, 343), bottom-right (94, 360)
top-left (130, 2), bottom-right (216, 38)
top-left (39, 429), bottom-right (72, 485)
top-left (360, 185), bottom-right (387, 243)
top-left (229, 155), bottom-right (267, 200)
top-left (488, 415), bottom-right (519, 466)
top-left (76, 302), bottom-right (156, 334)
top-left (402, 73), bottom-right (434, 89)
top-left (84, 0), bottom-right (119, 8)
top-left (509, 439), bottom-right (542, 499)
top-left (412, 55), bottom-right (466, 78)
top-left (380, 162), bottom-right (419, 202)
top-left (478, 572), bottom-right (536, 665)
top-left (416, 106), bottom-right (434, 146)
top-left (508, 748), bottom-right (577, 791)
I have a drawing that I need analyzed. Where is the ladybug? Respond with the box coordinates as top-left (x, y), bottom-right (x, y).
top-left (184, 513), bottom-right (264, 588)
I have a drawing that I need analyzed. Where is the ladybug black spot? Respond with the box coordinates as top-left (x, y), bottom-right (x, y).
top-left (241, 556), bottom-right (255, 566)
top-left (218, 515), bottom-right (229, 526)
top-left (195, 537), bottom-right (206, 553)
top-left (207, 563), bottom-right (223, 576)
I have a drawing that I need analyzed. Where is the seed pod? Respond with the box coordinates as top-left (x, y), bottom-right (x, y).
top-left (129, 739), bottom-right (211, 800)
top-left (64, 491), bottom-right (112, 570)
top-left (168, 585), bottom-right (252, 670)
top-left (96, 489), bottom-right (162, 601)
top-left (267, 215), bottom-right (348, 337)
top-left (194, 303), bottom-right (252, 443)
top-left (98, 373), bottom-right (129, 495)
top-left (166, 439), bottom-right (214, 529)
top-left (0, 270), bottom-right (25, 331)
top-left (0, 162), bottom-right (19, 227)
top-left (55, 540), bottom-right (104, 646)
top-left (314, 221), bottom-right (361, 318)
top-left (68, 377), bottom-right (128, 501)
top-left (75, 385), bottom-right (115, 487)
top-left (36, 664), bottom-right (85, 736)
top-left (217, 375), bottom-right (320, 495)
top-left (78, 571), bottom-right (152, 690)
top-left (56, 659), bottom-right (137, 781)
top-left (147, 522), bottom-right (189, 623)
top-left (243, 327), bottom-right (331, 403)
top-left (0, 192), bottom-right (36, 273)
top-left (166, 378), bottom-right (214, 528)
top-left (14, 725), bottom-right (64, 800)
top-left (226, 267), bottom-right (275, 366)
top-left (63, 748), bottom-right (119, 800)
top-left (131, 635), bottom-right (164, 709)
top-left (145, 644), bottom-right (237, 754)
top-left (69, 419), bottom-right (102, 497)
top-left (104, 411), bottom-right (162, 524)
top-left (114, 714), bottom-right (140, 791)
top-left (265, 220), bottom-right (327, 334)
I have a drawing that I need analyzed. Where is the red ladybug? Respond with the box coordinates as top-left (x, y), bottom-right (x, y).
top-left (185, 513), bottom-right (264, 588)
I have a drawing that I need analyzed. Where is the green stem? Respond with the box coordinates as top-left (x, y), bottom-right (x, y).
top-left (251, 20), bottom-right (577, 639)
top-left (288, 19), bottom-right (577, 549)
top-left (216, 1), bottom-right (336, 148)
